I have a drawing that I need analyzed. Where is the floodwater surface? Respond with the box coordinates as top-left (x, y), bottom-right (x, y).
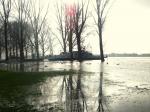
top-left (0, 57), bottom-right (150, 112)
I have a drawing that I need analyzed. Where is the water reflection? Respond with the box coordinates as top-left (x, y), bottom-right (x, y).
top-left (0, 73), bottom-right (48, 111)
top-left (0, 61), bottom-right (42, 72)
top-left (97, 63), bottom-right (104, 112)
top-left (0, 61), bottom-right (108, 112)
top-left (60, 62), bottom-right (88, 112)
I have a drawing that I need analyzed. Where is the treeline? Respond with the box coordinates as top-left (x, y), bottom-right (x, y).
top-left (0, 0), bottom-right (52, 61)
top-left (108, 53), bottom-right (150, 57)
top-left (0, 0), bottom-right (111, 62)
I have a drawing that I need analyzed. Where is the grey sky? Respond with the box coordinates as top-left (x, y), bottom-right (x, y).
top-left (103, 0), bottom-right (150, 54)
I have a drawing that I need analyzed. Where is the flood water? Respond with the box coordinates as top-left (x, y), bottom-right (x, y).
top-left (0, 57), bottom-right (150, 112)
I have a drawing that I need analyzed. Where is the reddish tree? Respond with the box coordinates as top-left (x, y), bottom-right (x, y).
top-left (65, 4), bottom-right (76, 59)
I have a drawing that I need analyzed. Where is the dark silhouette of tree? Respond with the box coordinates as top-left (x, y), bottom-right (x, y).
top-left (0, 23), bottom-right (4, 59)
top-left (23, 23), bottom-right (33, 59)
top-left (0, 0), bottom-right (12, 61)
top-left (97, 63), bottom-right (104, 112)
top-left (94, 0), bottom-right (111, 62)
top-left (48, 31), bottom-right (54, 56)
top-left (14, 0), bottom-right (29, 61)
top-left (65, 4), bottom-right (75, 59)
top-left (8, 21), bottom-right (33, 60)
top-left (55, 1), bottom-right (89, 61)
top-left (26, 0), bottom-right (49, 59)
top-left (0, 19), bottom-right (4, 59)
top-left (39, 21), bottom-right (51, 59)
top-left (55, 2), bottom-right (69, 53)
top-left (97, 63), bottom-right (110, 112)
top-left (74, 0), bottom-right (89, 60)
top-left (55, 2), bottom-right (78, 60)
top-left (59, 63), bottom-right (88, 112)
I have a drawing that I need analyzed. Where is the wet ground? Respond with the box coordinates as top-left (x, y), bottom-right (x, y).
top-left (0, 57), bottom-right (150, 112)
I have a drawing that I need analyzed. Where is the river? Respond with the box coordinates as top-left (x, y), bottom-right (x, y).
top-left (0, 57), bottom-right (150, 112)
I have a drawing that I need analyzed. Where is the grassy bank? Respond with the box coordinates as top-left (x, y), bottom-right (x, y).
top-left (0, 69), bottom-right (76, 86)
top-left (0, 69), bottom-right (76, 75)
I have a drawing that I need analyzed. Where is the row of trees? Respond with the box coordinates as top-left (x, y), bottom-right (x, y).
top-left (0, 0), bottom-right (111, 62)
top-left (0, 0), bottom-right (52, 61)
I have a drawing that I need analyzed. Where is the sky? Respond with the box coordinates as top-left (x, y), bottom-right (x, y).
top-left (43, 0), bottom-right (150, 54)
top-left (102, 0), bottom-right (150, 54)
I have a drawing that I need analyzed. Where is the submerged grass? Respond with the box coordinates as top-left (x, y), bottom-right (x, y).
top-left (0, 69), bottom-right (76, 75)
top-left (0, 69), bottom-right (76, 86)
top-left (0, 69), bottom-right (73, 111)
top-left (0, 68), bottom-right (91, 86)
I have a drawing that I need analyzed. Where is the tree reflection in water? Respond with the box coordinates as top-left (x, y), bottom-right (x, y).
top-left (0, 61), bottom-right (110, 112)
top-left (59, 62), bottom-right (88, 112)
top-left (97, 62), bottom-right (109, 112)
top-left (0, 61), bottom-right (41, 72)
top-left (97, 62), bottom-right (104, 112)
top-left (58, 62), bottom-right (110, 112)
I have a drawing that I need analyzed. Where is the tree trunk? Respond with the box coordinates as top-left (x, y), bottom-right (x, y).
top-left (13, 41), bottom-right (15, 57)
top-left (36, 42), bottom-right (39, 59)
top-left (42, 47), bottom-right (45, 59)
top-left (0, 34), bottom-right (1, 60)
top-left (31, 45), bottom-right (34, 59)
top-left (4, 20), bottom-right (8, 61)
top-left (25, 47), bottom-right (28, 59)
top-left (99, 29), bottom-right (105, 62)
top-left (0, 45), bottom-right (1, 60)
top-left (49, 37), bottom-right (53, 55)
top-left (9, 46), bottom-right (12, 58)
top-left (20, 36), bottom-right (24, 60)
top-left (35, 33), bottom-right (39, 59)
top-left (16, 40), bottom-right (18, 59)
top-left (19, 21), bottom-right (24, 61)
top-left (77, 34), bottom-right (82, 61)
top-left (63, 40), bottom-right (66, 53)
top-left (69, 31), bottom-right (73, 60)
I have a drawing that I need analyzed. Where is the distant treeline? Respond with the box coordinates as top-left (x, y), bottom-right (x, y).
top-left (108, 53), bottom-right (150, 57)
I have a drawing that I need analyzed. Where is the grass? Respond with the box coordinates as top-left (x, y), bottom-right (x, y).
top-left (0, 69), bottom-right (77, 86)
top-left (0, 69), bottom-right (76, 75)
top-left (0, 68), bottom-right (92, 87)
top-left (0, 69), bottom-right (77, 111)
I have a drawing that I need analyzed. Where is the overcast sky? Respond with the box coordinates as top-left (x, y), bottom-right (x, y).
top-left (103, 0), bottom-right (150, 54)
top-left (45, 0), bottom-right (150, 54)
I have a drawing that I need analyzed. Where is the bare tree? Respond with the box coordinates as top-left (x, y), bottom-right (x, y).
top-left (8, 20), bottom-right (33, 60)
top-left (14, 0), bottom-right (30, 60)
top-left (0, 0), bottom-right (11, 61)
top-left (56, 2), bottom-right (82, 60)
top-left (39, 21), bottom-right (51, 59)
top-left (0, 18), bottom-right (3, 59)
top-left (0, 23), bottom-right (4, 59)
top-left (94, 0), bottom-right (111, 62)
top-left (26, 0), bottom-right (49, 59)
top-left (74, 0), bottom-right (89, 60)
top-left (55, 2), bottom-right (69, 53)
top-left (48, 32), bottom-right (55, 56)
top-left (65, 3), bottom-right (77, 59)
top-left (8, 21), bottom-right (19, 58)
top-left (22, 22), bottom-right (33, 59)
